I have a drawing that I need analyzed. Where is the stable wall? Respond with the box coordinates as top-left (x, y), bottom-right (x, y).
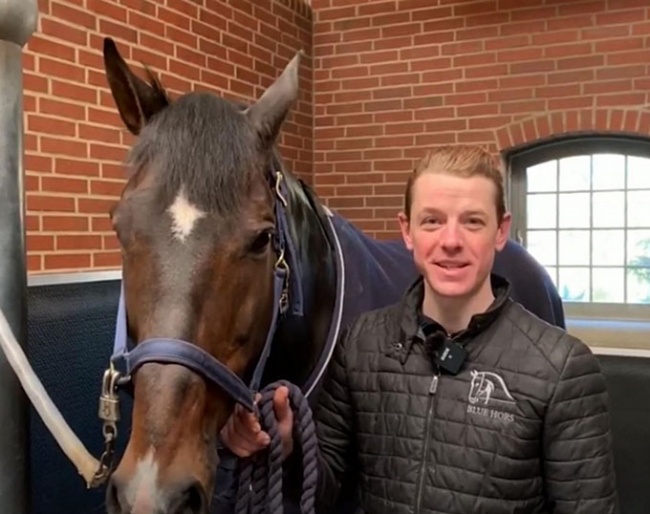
top-left (22, 0), bottom-right (650, 271)
top-left (311, 0), bottom-right (650, 238)
top-left (23, 0), bottom-right (313, 273)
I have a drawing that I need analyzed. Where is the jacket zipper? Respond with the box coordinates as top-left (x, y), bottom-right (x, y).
top-left (413, 369), bottom-right (440, 514)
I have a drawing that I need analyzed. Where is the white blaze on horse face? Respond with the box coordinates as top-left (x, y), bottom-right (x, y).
top-left (168, 187), bottom-right (206, 242)
top-left (127, 449), bottom-right (162, 513)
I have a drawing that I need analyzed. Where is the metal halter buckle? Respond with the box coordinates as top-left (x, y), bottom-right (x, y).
top-left (92, 365), bottom-right (122, 487)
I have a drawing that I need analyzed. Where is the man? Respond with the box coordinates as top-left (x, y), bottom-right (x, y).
top-left (221, 145), bottom-right (618, 513)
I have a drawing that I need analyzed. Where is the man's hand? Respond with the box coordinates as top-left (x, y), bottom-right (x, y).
top-left (220, 386), bottom-right (295, 460)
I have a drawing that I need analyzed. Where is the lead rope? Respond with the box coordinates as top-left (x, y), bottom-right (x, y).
top-left (234, 380), bottom-right (318, 514)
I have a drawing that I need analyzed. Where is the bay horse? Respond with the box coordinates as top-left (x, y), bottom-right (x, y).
top-left (99, 37), bottom-right (564, 514)
top-left (101, 37), bottom-right (416, 514)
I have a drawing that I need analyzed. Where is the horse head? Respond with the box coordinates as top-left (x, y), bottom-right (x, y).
top-left (100, 37), bottom-right (314, 514)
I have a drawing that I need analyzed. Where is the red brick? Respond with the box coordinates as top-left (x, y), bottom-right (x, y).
top-left (127, 15), bottom-right (165, 41)
top-left (547, 69), bottom-right (594, 85)
top-left (26, 215), bottom-right (41, 232)
top-left (596, 9), bottom-right (647, 26)
top-left (596, 93), bottom-right (647, 107)
top-left (544, 42), bottom-right (593, 58)
top-left (27, 194), bottom-right (76, 213)
top-left (55, 158), bottom-right (100, 177)
top-left (41, 176), bottom-right (89, 194)
top-left (498, 47), bottom-right (543, 62)
top-left (51, 80), bottom-right (98, 104)
top-left (41, 137), bottom-right (89, 158)
top-left (547, 15), bottom-right (594, 31)
top-left (42, 215), bottom-right (89, 232)
top-left (28, 115), bottom-right (77, 137)
top-left (27, 36), bottom-right (76, 62)
top-left (25, 155), bottom-right (53, 174)
top-left (88, 0), bottom-right (127, 20)
top-left (39, 57), bottom-right (86, 83)
top-left (41, 18), bottom-right (88, 46)
top-left (511, 6), bottom-right (557, 22)
top-left (631, 22), bottom-right (650, 35)
top-left (44, 253), bottom-right (92, 270)
top-left (585, 80), bottom-right (634, 94)
top-left (28, 235), bottom-right (55, 252)
top-left (50, 2), bottom-right (96, 29)
top-left (548, 97), bottom-right (593, 111)
top-left (606, 50), bottom-right (650, 66)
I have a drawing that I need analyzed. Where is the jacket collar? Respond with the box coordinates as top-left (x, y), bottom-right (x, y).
top-left (386, 274), bottom-right (512, 363)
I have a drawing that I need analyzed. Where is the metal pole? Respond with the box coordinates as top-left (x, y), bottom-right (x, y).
top-left (0, 1), bottom-right (38, 512)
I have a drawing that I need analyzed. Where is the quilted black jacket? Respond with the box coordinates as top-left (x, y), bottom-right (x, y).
top-left (314, 275), bottom-right (619, 514)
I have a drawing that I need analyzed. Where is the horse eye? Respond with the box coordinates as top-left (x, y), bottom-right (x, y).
top-left (249, 230), bottom-right (272, 254)
top-left (111, 215), bottom-right (128, 249)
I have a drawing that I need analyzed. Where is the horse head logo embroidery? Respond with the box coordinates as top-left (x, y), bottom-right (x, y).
top-left (469, 370), bottom-right (515, 405)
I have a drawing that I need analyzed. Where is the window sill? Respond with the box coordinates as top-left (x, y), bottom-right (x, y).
top-left (566, 317), bottom-right (650, 355)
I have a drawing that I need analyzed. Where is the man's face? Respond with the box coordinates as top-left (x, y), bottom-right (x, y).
top-left (398, 173), bottom-right (511, 301)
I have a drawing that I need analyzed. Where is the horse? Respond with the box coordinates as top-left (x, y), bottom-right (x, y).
top-left (98, 37), bottom-right (564, 514)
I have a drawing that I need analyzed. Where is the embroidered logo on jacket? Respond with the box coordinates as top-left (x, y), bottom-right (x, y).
top-left (466, 370), bottom-right (516, 422)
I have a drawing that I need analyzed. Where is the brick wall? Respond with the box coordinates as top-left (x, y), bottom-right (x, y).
top-left (22, 0), bottom-right (650, 273)
top-left (312, 0), bottom-right (650, 239)
top-left (23, 0), bottom-right (313, 274)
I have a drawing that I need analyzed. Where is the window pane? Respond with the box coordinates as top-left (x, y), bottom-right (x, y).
top-left (627, 190), bottom-right (650, 228)
top-left (593, 153), bottom-right (625, 190)
top-left (627, 229), bottom-right (650, 267)
top-left (527, 230), bottom-right (557, 265)
top-left (526, 160), bottom-right (557, 193)
top-left (592, 191), bottom-right (625, 228)
top-left (559, 155), bottom-right (590, 191)
top-left (592, 229), bottom-right (625, 266)
top-left (627, 229), bottom-right (650, 303)
top-left (592, 267), bottom-right (625, 303)
top-left (559, 230), bottom-right (590, 266)
top-left (627, 156), bottom-right (650, 190)
top-left (527, 193), bottom-right (556, 229)
top-left (627, 268), bottom-right (650, 304)
top-left (558, 266), bottom-right (590, 302)
top-left (558, 192), bottom-right (590, 228)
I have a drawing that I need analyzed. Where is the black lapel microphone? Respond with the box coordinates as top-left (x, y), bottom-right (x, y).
top-left (424, 329), bottom-right (468, 375)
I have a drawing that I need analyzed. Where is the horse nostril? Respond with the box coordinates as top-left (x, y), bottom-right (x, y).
top-left (169, 479), bottom-right (207, 514)
top-left (185, 482), bottom-right (205, 513)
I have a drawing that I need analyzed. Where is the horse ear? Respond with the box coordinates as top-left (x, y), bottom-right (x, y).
top-left (244, 50), bottom-right (303, 147)
top-left (102, 37), bottom-right (169, 135)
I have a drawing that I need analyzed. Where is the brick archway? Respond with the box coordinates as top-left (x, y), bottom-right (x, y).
top-left (494, 108), bottom-right (650, 153)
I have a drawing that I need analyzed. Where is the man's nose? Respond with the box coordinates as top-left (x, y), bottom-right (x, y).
top-left (439, 222), bottom-right (463, 249)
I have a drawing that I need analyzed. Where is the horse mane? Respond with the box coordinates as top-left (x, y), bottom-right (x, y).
top-left (125, 90), bottom-right (263, 215)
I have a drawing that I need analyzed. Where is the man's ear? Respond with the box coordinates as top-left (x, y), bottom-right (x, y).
top-left (495, 211), bottom-right (512, 252)
top-left (398, 211), bottom-right (414, 251)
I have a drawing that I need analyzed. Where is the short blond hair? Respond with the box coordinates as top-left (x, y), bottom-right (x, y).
top-left (404, 145), bottom-right (506, 221)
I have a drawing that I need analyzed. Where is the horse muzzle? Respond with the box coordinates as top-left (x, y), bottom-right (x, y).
top-left (106, 470), bottom-right (208, 514)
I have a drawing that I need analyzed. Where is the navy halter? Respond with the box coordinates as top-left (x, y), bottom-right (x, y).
top-left (109, 168), bottom-right (311, 413)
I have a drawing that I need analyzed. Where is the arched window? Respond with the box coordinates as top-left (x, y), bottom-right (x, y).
top-left (508, 136), bottom-right (650, 339)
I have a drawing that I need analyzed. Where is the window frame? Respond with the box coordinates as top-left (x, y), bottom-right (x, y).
top-left (507, 135), bottom-right (650, 334)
